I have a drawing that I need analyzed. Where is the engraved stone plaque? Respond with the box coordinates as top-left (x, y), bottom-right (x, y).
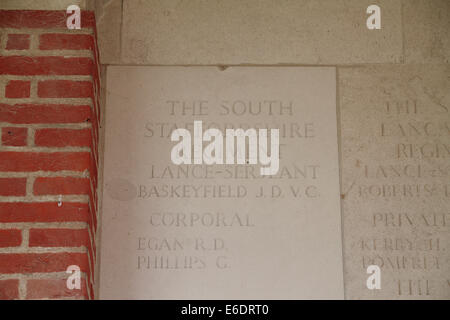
top-left (99, 67), bottom-right (343, 299)
top-left (340, 65), bottom-right (450, 299)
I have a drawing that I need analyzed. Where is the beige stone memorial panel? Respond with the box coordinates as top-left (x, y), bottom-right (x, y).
top-left (340, 65), bottom-right (450, 299)
top-left (404, 0), bottom-right (450, 64)
top-left (100, 66), bottom-right (343, 299)
top-left (120, 0), bottom-right (402, 65)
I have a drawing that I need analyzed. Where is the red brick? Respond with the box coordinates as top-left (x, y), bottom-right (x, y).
top-left (0, 10), bottom-right (100, 300)
top-left (40, 34), bottom-right (94, 50)
top-left (29, 228), bottom-right (88, 248)
top-left (0, 177), bottom-right (27, 196)
top-left (0, 202), bottom-right (89, 223)
top-left (88, 280), bottom-right (94, 299)
top-left (1, 127), bottom-right (27, 146)
top-left (0, 279), bottom-right (19, 299)
top-left (35, 128), bottom-right (91, 147)
top-left (89, 152), bottom-right (98, 187)
top-left (0, 8), bottom-right (100, 300)
top-left (0, 10), bottom-right (95, 29)
top-left (26, 278), bottom-right (88, 299)
top-left (0, 103), bottom-right (92, 124)
top-left (6, 34), bottom-right (30, 50)
top-left (88, 182), bottom-right (96, 210)
top-left (90, 196), bottom-right (97, 232)
top-left (5, 80), bottom-right (30, 98)
top-left (33, 177), bottom-right (90, 196)
top-left (90, 106), bottom-right (99, 144)
top-left (38, 80), bottom-right (93, 98)
top-left (87, 234), bottom-right (95, 264)
top-left (0, 252), bottom-right (88, 273)
top-left (0, 152), bottom-right (91, 172)
top-left (0, 229), bottom-right (22, 247)
top-left (0, 56), bottom-right (94, 75)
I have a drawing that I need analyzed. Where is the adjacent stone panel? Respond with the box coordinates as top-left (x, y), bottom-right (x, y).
top-left (95, 0), bottom-right (122, 64)
top-left (340, 65), bottom-right (450, 299)
top-left (404, 0), bottom-right (450, 64)
top-left (0, 0), bottom-right (87, 10)
top-left (100, 66), bottom-right (343, 299)
top-left (121, 0), bottom-right (402, 65)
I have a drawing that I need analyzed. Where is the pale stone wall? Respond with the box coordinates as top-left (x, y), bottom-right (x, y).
top-left (340, 65), bottom-right (450, 299)
top-left (95, 0), bottom-right (449, 299)
top-left (0, 0), bottom-right (89, 10)
top-left (95, 0), bottom-right (449, 66)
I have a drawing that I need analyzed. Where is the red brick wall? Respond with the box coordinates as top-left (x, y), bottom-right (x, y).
top-left (0, 10), bottom-right (100, 300)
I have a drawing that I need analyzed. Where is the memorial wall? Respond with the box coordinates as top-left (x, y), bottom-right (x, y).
top-left (340, 65), bottom-right (450, 299)
top-left (92, 0), bottom-right (448, 299)
top-left (0, 0), bottom-right (447, 301)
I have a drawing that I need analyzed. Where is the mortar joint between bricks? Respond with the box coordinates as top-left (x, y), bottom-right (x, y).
top-left (18, 279), bottom-right (26, 300)
top-left (0, 194), bottom-right (89, 203)
top-left (0, 75), bottom-right (93, 81)
top-left (0, 146), bottom-right (91, 152)
top-left (0, 222), bottom-right (89, 229)
top-left (29, 78), bottom-right (38, 99)
top-left (1, 97), bottom-right (93, 106)
top-left (20, 228), bottom-right (29, 249)
top-left (0, 123), bottom-right (92, 130)
top-left (26, 176), bottom-right (35, 197)
top-left (0, 50), bottom-right (94, 58)
top-left (0, 171), bottom-right (89, 178)
top-left (0, 30), bottom-right (7, 52)
top-left (29, 33), bottom-right (39, 51)
top-left (0, 80), bottom-right (5, 99)
top-left (0, 28), bottom-right (94, 35)
top-left (27, 127), bottom-right (34, 147)
top-left (0, 271), bottom-right (89, 280)
top-left (0, 247), bottom-right (88, 254)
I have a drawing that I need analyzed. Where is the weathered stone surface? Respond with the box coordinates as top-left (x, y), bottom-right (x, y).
top-left (404, 0), bottom-right (450, 64)
top-left (95, 0), bottom-right (122, 64)
top-left (339, 65), bottom-right (450, 299)
top-left (100, 66), bottom-right (344, 299)
top-left (121, 0), bottom-right (402, 65)
top-left (0, 0), bottom-right (87, 10)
